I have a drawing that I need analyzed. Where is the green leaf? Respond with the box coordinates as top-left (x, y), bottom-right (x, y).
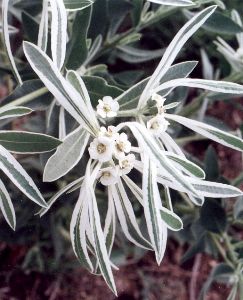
top-left (82, 76), bottom-right (123, 104)
top-left (0, 179), bottom-right (16, 230)
top-left (204, 11), bottom-right (243, 35)
top-left (66, 6), bottom-right (91, 69)
top-left (199, 199), bottom-right (227, 234)
top-left (233, 196), bottom-right (243, 220)
top-left (0, 131), bottom-right (61, 153)
top-left (0, 145), bottom-right (47, 208)
top-left (43, 127), bottom-right (89, 182)
top-left (160, 207), bottom-right (183, 231)
top-left (204, 146), bottom-right (219, 181)
top-left (0, 106), bottom-right (32, 120)
top-left (64, 0), bottom-right (93, 11)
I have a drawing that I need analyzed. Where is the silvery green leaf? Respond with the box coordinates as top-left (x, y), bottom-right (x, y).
top-left (0, 106), bottom-right (32, 120)
top-left (117, 61), bottom-right (197, 110)
top-left (2, 0), bottom-right (22, 84)
top-left (37, 0), bottom-right (48, 52)
top-left (231, 9), bottom-right (243, 48)
top-left (0, 23), bottom-right (18, 34)
top-left (0, 131), bottom-right (61, 153)
top-left (138, 5), bottom-right (217, 108)
top-left (143, 156), bottom-right (167, 264)
top-left (126, 122), bottom-right (200, 197)
top-left (160, 206), bottom-right (183, 231)
top-left (0, 145), bottom-right (47, 208)
top-left (166, 114), bottom-right (243, 152)
top-left (104, 189), bottom-right (116, 256)
top-left (38, 177), bottom-right (83, 217)
top-left (64, 0), bottom-right (94, 11)
top-left (44, 127), bottom-right (89, 182)
top-left (86, 178), bottom-right (117, 295)
top-left (148, 0), bottom-right (194, 6)
top-left (70, 186), bottom-right (94, 272)
top-left (23, 42), bottom-right (99, 135)
top-left (0, 179), bottom-right (16, 230)
top-left (122, 175), bottom-right (143, 206)
top-left (58, 106), bottom-right (66, 139)
top-left (50, 0), bottom-right (67, 69)
top-left (110, 181), bottom-right (152, 250)
top-left (165, 152), bottom-right (205, 179)
top-left (155, 78), bottom-right (243, 96)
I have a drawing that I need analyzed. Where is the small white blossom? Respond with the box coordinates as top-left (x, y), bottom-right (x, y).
top-left (147, 115), bottom-right (169, 136)
top-left (118, 154), bottom-right (135, 175)
top-left (88, 136), bottom-right (114, 162)
top-left (99, 126), bottom-right (119, 141)
top-left (99, 166), bottom-right (119, 186)
top-left (96, 96), bottom-right (119, 118)
top-left (114, 132), bottom-right (131, 160)
top-left (152, 93), bottom-right (166, 114)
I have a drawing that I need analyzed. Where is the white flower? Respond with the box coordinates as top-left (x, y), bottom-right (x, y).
top-left (96, 96), bottom-right (119, 118)
top-left (147, 115), bottom-right (169, 136)
top-left (99, 126), bottom-right (119, 141)
top-left (99, 166), bottom-right (119, 186)
top-left (114, 132), bottom-right (131, 160)
top-left (88, 136), bottom-right (114, 162)
top-left (118, 154), bottom-right (135, 175)
top-left (152, 93), bottom-right (166, 114)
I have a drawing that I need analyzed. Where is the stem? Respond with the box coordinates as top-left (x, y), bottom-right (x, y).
top-left (1, 86), bottom-right (48, 109)
top-left (223, 233), bottom-right (238, 267)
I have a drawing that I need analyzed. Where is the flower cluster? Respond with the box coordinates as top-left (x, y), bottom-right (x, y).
top-left (88, 125), bottom-right (135, 185)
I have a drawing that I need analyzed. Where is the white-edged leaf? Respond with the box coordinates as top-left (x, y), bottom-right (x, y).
top-left (50, 0), bottom-right (67, 69)
top-left (159, 132), bottom-right (185, 157)
top-left (160, 206), bottom-right (183, 231)
top-left (44, 127), bottom-right (89, 182)
top-left (2, 0), bottom-right (22, 84)
top-left (165, 114), bottom-right (243, 152)
top-left (122, 175), bottom-right (143, 206)
top-left (58, 106), bottom-right (66, 139)
top-left (125, 122), bottom-right (200, 197)
top-left (165, 152), bottom-right (205, 179)
top-left (0, 106), bottom-right (32, 120)
top-left (105, 188), bottom-right (116, 256)
top-left (110, 181), bottom-right (152, 250)
top-left (155, 78), bottom-right (243, 96)
top-left (66, 70), bottom-right (97, 121)
top-left (23, 41), bottom-right (99, 135)
top-left (70, 185), bottom-right (94, 272)
top-left (64, 0), bottom-right (94, 11)
top-left (38, 0), bottom-right (48, 52)
top-left (0, 145), bottom-right (47, 208)
top-left (148, 0), bottom-right (194, 6)
top-left (38, 177), bottom-right (83, 217)
top-left (86, 169), bottom-right (117, 295)
top-left (0, 179), bottom-right (16, 230)
top-left (138, 5), bottom-right (217, 108)
top-left (143, 156), bottom-right (167, 264)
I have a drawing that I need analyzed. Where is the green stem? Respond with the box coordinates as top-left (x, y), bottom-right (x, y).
top-left (223, 233), bottom-right (238, 267)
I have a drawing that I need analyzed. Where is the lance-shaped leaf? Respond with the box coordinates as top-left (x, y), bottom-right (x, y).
top-left (155, 78), bottom-right (243, 96)
top-left (126, 122), bottom-right (200, 197)
top-left (110, 181), bottom-right (152, 250)
top-left (117, 61), bottom-right (197, 110)
top-left (0, 131), bottom-right (61, 153)
top-left (49, 0), bottom-right (67, 69)
top-left (148, 0), bottom-right (193, 5)
top-left (44, 127), bottom-right (89, 182)
top-left (143, 157), bottom-right (167, 264)
top-left (64, 0), bottom-right (94, 11)
top-left (86, 178), bottom-right (117, 295)
top-left (160, 207), bottom-right (183, 231)
top-left (70, 186), bottom-right (94, 272)
top-left (165, 152), bottom-right (205, 179)
top-left (165, 114), bottom-right (243, 152)
top-left (104, 188), bottom-right (116, 256)
top-left (38, 0), bottom-right (48, 52)
top-left (2, 0), bottom-right (22, 85)
top-left (0, 145), bottom-right (47, 208)
top-left (0, 179), bottom-right (16, 230)
top-left (138, 5), bottom-right (217, 108)
top-left (0, 106), bottom-right (32, 120)
top-left (23, 41), bottom-right (99, 135)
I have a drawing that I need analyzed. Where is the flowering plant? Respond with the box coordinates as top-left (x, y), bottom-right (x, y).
top-left (1, 0), bottom-right (243, 297)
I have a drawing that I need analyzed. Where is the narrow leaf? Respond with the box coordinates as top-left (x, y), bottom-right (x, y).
top-left (0, 179), bottom-right (16, 230)
top-left (0, 106), bottom-right (32, 120)
top-left (160, 207), bottom-right (183, 231)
